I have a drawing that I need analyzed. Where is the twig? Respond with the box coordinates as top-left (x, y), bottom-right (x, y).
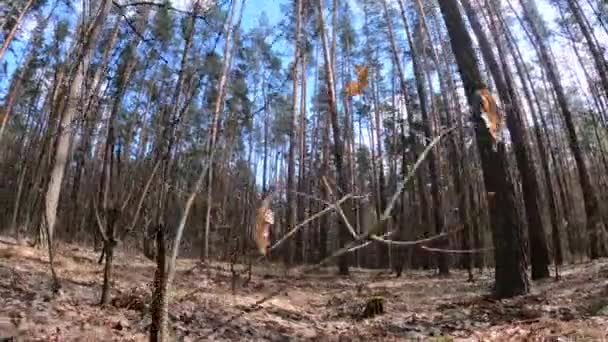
top-left (118, 0), bottom-right (216, 23)
top-left (92, 198), bottom-right (108, 242)
top-left (121, 160), bottom-right (160, 238)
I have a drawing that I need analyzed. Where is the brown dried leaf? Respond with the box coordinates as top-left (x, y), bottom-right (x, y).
top-left (345, 81), bottom-right (361, 97)
top-left (345, 65), bottom-right (369, 97)
top-left (254, 193), bottom-right (274, 256)
top-left (477, 88), bottom-right (502, 144)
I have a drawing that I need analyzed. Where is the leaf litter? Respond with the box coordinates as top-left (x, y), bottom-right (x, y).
top-left (1, 237), bottom-right (607, 341)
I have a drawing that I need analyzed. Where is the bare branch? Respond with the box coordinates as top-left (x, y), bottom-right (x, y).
top-left (262, 194), bottom-right (353, 259)
top-left (117, 0), bottom-right (216, 23)
top-left (421, 246), bottom-right (494, 254)
top-left (322, 176), bottom-right (358, 239)
top-left (370, 227), bottom-right (459, 247)
top-left (204, 124), bottom-right (457, 339)
top-left (346, 231), bottom-right (394, 253)
top-left (122, 160), bottom-right (161, 238)
top-left (120, 179), bottom-right (135, 212)
top-left (92, 198), bottom-right (108, 242)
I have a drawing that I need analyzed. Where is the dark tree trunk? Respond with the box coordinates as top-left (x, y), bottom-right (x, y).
top-left (100, 209), bottom-right (119, 305)
top-left (519, 0), bottom-right (607, 259)
top-left (438, 0), bottom-right (529, 298)
top-left (461, 0), bottom-right (550, 280)
top-left (493, 7), bottom-right (564, 266)
top-left (149, 226), bottom-right (167, 341)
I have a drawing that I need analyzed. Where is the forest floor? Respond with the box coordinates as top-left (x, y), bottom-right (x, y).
top-left (1, 237), bottom-right (607, 341)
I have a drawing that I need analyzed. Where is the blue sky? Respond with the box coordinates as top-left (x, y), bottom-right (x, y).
top-left (0, 0), bottom-right (287, 91)
top-left (1, 0), bottom-right (605, 146)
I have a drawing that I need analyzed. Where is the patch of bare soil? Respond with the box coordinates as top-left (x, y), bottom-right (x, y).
top-left (1, 237), bottom-right (607, 341)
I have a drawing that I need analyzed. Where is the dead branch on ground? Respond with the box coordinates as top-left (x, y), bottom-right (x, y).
top-left (203, 125), bottom-right (457, 338)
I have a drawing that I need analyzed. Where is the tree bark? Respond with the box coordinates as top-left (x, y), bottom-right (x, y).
top-left (42, 0), bottom-right (113, 292)
top-left (384, 0), bottom-right (449, 275)
top-left (519, 0), bottom-right (607, 259)
top-left (316, 0), bottom-right (351, 275)
top-left (285, 0), bottom-right (302, 266)
top-left (461, 0), bottom-right (550, 279)
top-left (438, 0), bottom-right (529, 298)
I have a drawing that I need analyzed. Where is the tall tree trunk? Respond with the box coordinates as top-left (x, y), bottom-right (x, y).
top-left (149, 1), bottom-right (222, 339)
top-left (70, 17), bottom-right (123, 237)
top-left (461, 0), bottom-right (550, 279)
top-left (296, 49), bottom-right (308, 264)
top-left (316, 0), bottom-right (351, 275)
top-left (42, 0), bottom-right (113, 292)
top-left (519, 0), bottom-right (607, 259)
top-left (98, 37), bottom-right (140, 304)
top-left (409, 0), bottom-right (469, 253)
top-left (564, 0), bottom-right (608, 98)
top-left (383, 0), bottom-right (449, 275)
top-left (438, 0), bottom-right (529, 298)
top-left (202, 3), bottom-right (237, 261)
top-left (285, 0), bottom-right (302, 267)
top-left (493, 5), bottom-right (563, 266)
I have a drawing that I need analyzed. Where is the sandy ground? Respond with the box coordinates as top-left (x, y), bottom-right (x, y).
top-left (1, 237), bottom-right (607, 341)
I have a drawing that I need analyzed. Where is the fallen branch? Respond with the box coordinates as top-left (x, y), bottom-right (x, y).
top-left (370, 231), bottom-right (448, 246)
top-left (289, 189), bottom-right (370, 205)
top-left (346, 231), bottom-right (394, 252)
top-left (312, 126), bottom-right (457, 268)
top-left (369, 224), bottom-right (465, 247)
top-left (322, 176), bottom-right (359, 239)
top-left (421, 246), bottom-right (494, 254)
top-left (260, 194), bottom-right (353, 260)
top-left (203, 126), bottom-right (457, 338)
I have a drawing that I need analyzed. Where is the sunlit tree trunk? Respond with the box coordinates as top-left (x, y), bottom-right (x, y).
top-left (316, 0), bottom-right (351, 275)
top-left (286, 0), bottom-right (302, 266)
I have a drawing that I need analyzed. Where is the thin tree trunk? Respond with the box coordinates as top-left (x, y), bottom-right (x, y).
top-left (285, 0), bottom-right (302, 266)
top-left (383, 0), bottom-right (448, 275)
top-left (296, 48), bottom-right (308, 264)
top-left (0, 0), bottom-right (35, 63)
top-left (564, 0), bottom-right (608, 98)
top-left (202, 2), bottom-right (237, 262)
top-left (316, 0), bottom-right (351, 275)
